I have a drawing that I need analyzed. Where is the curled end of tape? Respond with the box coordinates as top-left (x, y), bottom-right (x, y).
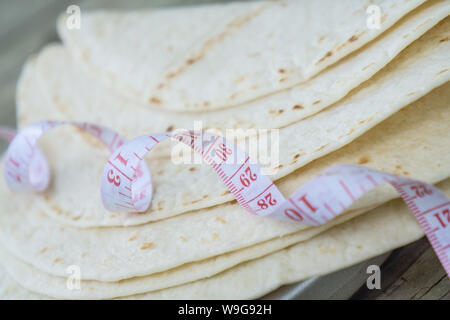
top-left (4, 137), bottom-right (50, 193)
top-left (100, 157), bottom-right (153, 213)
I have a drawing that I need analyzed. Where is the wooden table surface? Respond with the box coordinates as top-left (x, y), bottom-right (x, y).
top-left (0, 0), bottom-right (448, 300)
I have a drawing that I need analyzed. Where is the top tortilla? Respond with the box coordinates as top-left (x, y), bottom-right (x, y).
top-left (58, 0), bottom-right (425, 111)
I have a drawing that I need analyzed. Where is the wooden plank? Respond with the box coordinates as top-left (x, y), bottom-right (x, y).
top-left (377, 246), bottom-right (449, 300)
top-left (353, 238), bottom-right (450, 300)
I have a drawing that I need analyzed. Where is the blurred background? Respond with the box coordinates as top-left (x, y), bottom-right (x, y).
top-left (0, 0), bottom-right (447, 300)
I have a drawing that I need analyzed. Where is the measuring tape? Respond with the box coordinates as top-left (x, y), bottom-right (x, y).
top-left (2, 121), bottom-right (450, 277)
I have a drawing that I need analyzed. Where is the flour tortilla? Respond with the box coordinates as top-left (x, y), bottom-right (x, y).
top-left (0, 263), bottom-right (47, 300)
top-left (0, 207), bottom-right (368, 299)
top-left (17, 19), bottom-right (450, 227)
top-left (1, 180), bottom-right (446, 299)
top-left (2, 82), bottom-right (449, 283)
top-left (58, 0), bottom-right (426, 111)
top-left (24, 0), bottom-right (449, 134)
top-left (131, 182), bottom-right (441, 300)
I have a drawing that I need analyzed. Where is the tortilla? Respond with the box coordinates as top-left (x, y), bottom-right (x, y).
top-left (2, 179), bottom-right (448, 299)
top-left (0, 263), bottom-right (47, 300)
top-left (57, 0), bottom-right (426, 111)
top-left (131, 182), bottom-right (439, 300)
top-left (2, 82), bottom-right (449, 284)
top-left (0, 207), bottom-right (368, 299)
top-left (24, 0), bottom-right (449, 134)
top-left (17, 19), bottom-right (450, 227)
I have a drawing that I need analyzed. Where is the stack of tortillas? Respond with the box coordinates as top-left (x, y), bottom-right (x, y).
top-left (0, 0), bottom-right (449, 299)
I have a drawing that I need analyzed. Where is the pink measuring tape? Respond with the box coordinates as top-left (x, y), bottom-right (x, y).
top-left (2, 121), bottom-right (450, 277)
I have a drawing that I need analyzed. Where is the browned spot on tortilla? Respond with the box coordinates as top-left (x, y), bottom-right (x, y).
top-left (251, 84), bottom-right (259, 90)
top-left (406, 91), bottom-right (417, 96)
top-left (439, 36), bottom-right (449, 42)
top-left (189, 167), bottom-right (196, 172)
top-left (413, 18), bottom-right (431, 32)
top-left (38, 247), bottom-right (48, 254)
top-left (294, 153), bottom-right (301, 159)
top-left (234, 74), bottom-right (247, 84)
top-left (163, 5), bottom-right (268, 81)
top-left (57, 104), bottom-right (68, 112)
top-left (403, 171), bottom-right (409, 175)
top-left (129, 233), bottom-right (138, 241)
top-left (358, 115), bottom-right (376, 125)
top-left (278, 68), bottom-right (286, 73)
top-left (179, 236), bottom-right (187, 242)
top-left (315, 144), bottom-right (329, 152)
top-left (53, 258), bottom-right (63, 264)
top-left (318, 35), bottom-right (326, 43)
top-left (312, 100), bottom-right (321, 105)
top-left (166, 125), bottom-right (174, 131)
top-left (356, 245), bottom-right (363, 249)
top-left (140, 242), bottom-right (155, 250)
top-left (348, 35), bottom-right (358, 42)
top-left (346, 128), bottom-right (355, 136)
top-left (75, 128), bottom-right (105, 149)
top-left (149, 97), bottom-right (161, 104)
top-left (380, 13), bottom-right (387, 24)
top-left (316, 51), bottom-right (333, 64)
top-left (358, 156), bottom-right (370, 165)
top-left (437, 163), bottom-right (441, 167)
top-left (183, 197), bottom-right (205, 205)
top-left (186, 58), bottom-right (197, 65)
top-left (166, 72), bottom-right (176, 79)
top-left (437, 68), bottom-right (449, 75)
top-left (362, 62), bottom-right (374, 71)
top-left (156, 201), bottom-right (164, 210)
top-left (336, 30), bottom-right (366, 51)
top-left (279, 77), bottom-right (287, 82)
top-left (215, 216), bottom-right (227, 224)
top-left (203, 101), bottom-right (210, 107)
top-left (212, 233), bottom-right (219, 240)
top-left (221, 190), bottom-right (231, 196)
top-left (202, 195), bottom-right (209, 199)
top-left (157, 83), bottom-right (164, 89)
top-left (50, 204), bottom-right (63, 215)
top-left (81, 49), bottom-right (89, 61)
top-left (278, 109), bottom-right (284, 114)
top-left (402, 33), bottom-right (410, 39)
top-left (395, 165), bottom-right (402, 170)
top-left (351, 6), bottom-right (365, 16)
top-left (275, 164), bottom-right (283, 169)
top-left (292, 104), bottom-right (303, 110)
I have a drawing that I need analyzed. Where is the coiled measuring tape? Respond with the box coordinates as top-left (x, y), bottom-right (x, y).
top-left (2, 121), bottom-right (450, 277)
